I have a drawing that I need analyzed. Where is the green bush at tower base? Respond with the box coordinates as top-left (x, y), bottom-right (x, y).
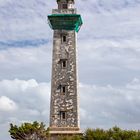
top-left (9, 122), bottom-right (140, 140)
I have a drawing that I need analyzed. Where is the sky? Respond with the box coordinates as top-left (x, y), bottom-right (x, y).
top-left (0, 0), bottom-right (140, 139)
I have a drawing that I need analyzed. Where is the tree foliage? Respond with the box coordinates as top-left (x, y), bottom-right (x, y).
top-left (9, 122), bottom-right (140, 140)
top-left (83, 126), bottom-right (140, 140)
top-left (9, 121), bottom-right (49, 140)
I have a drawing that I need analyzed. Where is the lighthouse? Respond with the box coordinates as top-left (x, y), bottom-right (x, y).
top-left (48, 0), bottom-right (82, 138)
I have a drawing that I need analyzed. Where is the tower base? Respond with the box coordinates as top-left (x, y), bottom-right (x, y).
top-left (49, 127), bottom-right (83, 140)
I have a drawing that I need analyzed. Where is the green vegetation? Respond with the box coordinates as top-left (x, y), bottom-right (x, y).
top-left (83, 127), bottom-right (140, 140)
top-left (9, 122), bottom-right (140, 140)
top-left (9, 121), bottom-right (49, 140)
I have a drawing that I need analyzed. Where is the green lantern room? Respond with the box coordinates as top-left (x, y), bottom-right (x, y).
top-left (48, 0), bottom-right (83, 32)
top-left (48, 14), bottom-right (83, 32)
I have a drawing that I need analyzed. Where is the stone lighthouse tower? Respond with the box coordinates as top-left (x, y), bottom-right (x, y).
top-left (48, 0), bottom-right (82, 138)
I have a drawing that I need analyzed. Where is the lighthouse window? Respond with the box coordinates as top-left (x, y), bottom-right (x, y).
top-left (60, 85), bottom-right (67, 94)
top-left (60, 59), bottom-right (67, 69)
top-left (62, 60), bottom-right (66, 68)
top-left (62, 112), bottom-right (66, 119)
top-left (62, 86), bottom-right (66, 93)
top-left (61, 35), bottom-right (67, 43)
top-left (62, 4), bottom-right (68, 9)
top-left (60, 111), bottom-right (66, 120)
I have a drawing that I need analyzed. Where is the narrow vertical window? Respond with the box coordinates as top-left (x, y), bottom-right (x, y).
top-left (62, 112), bottom-right (66, 119)
top-left (62, 86), bottom-right (66, 93)
top-left (61, 85), bottom-right (67, 95)
top-left (60, 111), bottom-right (66, 120)
top-left (62, 4), bottom-right (68, 9)
top-left (61, 59), bottom-right (67, 69)
top-left (61, 34), bottom-right (67, 43)
top-left (62, 61), bottom-right (66, 68)
top-left (62, 35), bottom-right (66, 42)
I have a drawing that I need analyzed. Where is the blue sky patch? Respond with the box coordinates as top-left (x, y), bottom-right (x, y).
top-left (0, 39), bottom-right (49, 49)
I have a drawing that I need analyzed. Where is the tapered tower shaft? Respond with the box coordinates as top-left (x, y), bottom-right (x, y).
top-left (48, 0), bottom-right (82, 137)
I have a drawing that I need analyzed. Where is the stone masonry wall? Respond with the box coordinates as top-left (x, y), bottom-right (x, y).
top-left (50, 29), bottom-right (79, 129)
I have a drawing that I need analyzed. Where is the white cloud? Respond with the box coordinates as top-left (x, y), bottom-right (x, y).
top-left (0, 79), bottom-right (50, 139)
top-left (1, 79), bottom-right (140, 139)
top-left (0, 45), bottom-right (52, 82)
top-left (80, 79), bottom-right (140, 129)
top-left (0, 96), bottom-right (17, 111)
top-left (78, 38), bottom-right (140, 86)
top-left (126, 78), bottom-right (140, 90)
top-left (0, 0), bottom-right (11, 6)
top-left (0, 79), bottom-right (51, 127)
